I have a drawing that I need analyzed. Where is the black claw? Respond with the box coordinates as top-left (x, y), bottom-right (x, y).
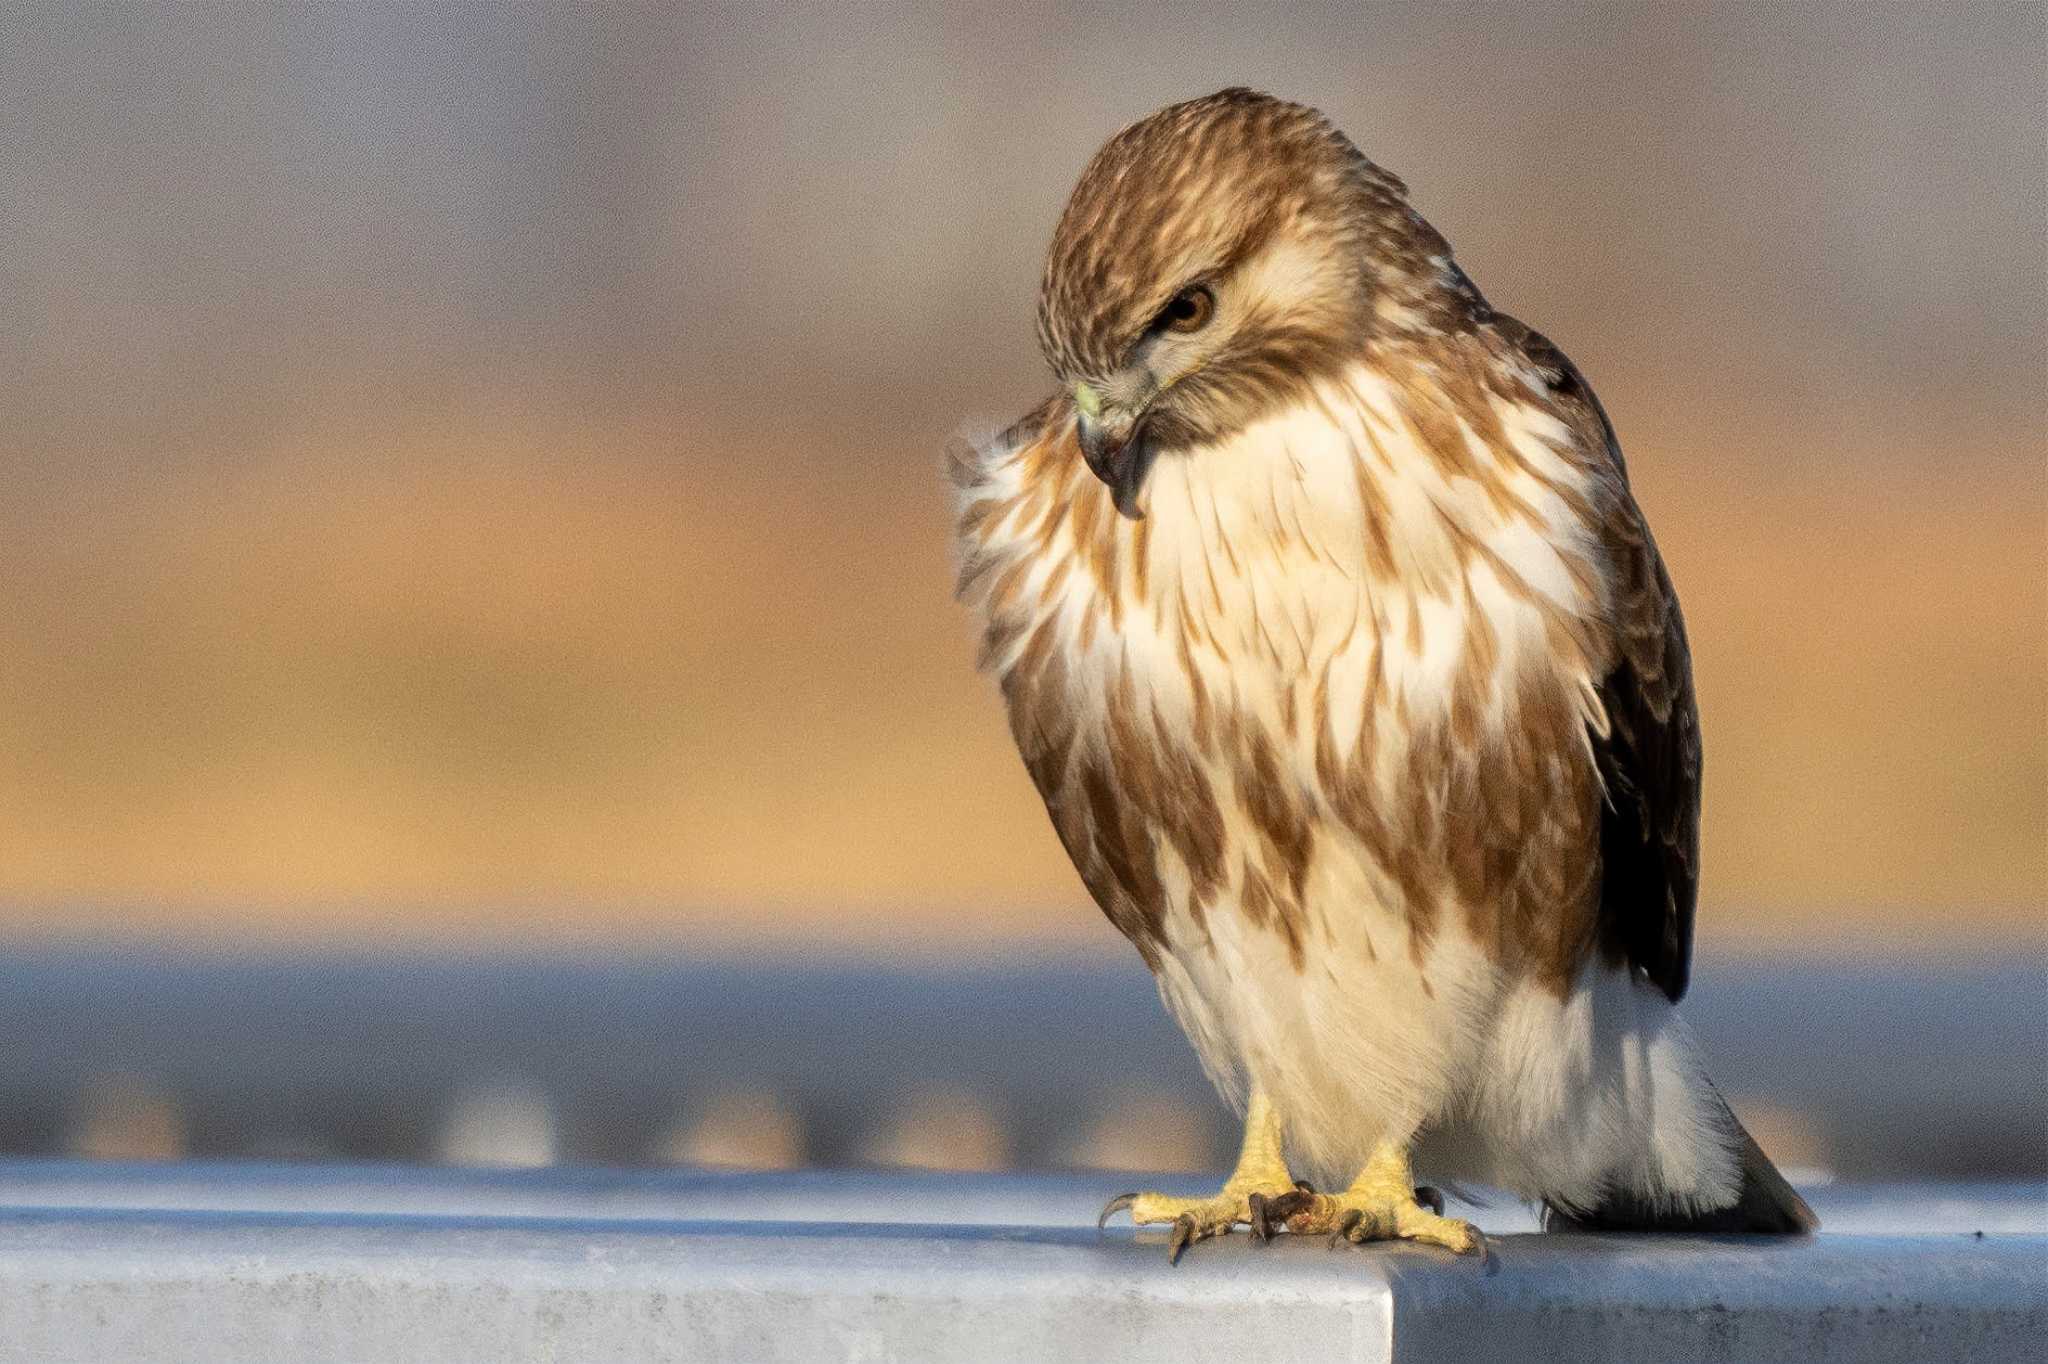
top-left (1167, 1213), bottom-right (1197, 1265)
top-left (1097, 1193), bottom-right (1136, 1230)
top-left (1327, 1207), bottom-right (1365, 1249)
top-left (1248, 1191), bottom-right (1273, 1244)
top-left (1260, 1188), bottom-right (1314, 1226)
top-left (1463, 1225), bottom-right (1491, 1260)
top-left (1293, 1179), bottom-right (1317, 1194)
top-left (1414, 1184), bottom-right (1446, 1216)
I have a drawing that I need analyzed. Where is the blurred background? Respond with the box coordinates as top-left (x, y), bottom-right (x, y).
top-left (0, 3), bottom-right (2041, 1181)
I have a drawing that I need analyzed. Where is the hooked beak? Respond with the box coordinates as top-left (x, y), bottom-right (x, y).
top-left (1075, 407), bottom-right (1155, 520)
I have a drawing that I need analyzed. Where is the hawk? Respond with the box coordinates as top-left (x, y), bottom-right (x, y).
top-left (951, 89), bottom-right (1815, 1257)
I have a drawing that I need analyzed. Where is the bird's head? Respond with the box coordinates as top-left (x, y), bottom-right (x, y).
top-left (1036, 88), bottom-right (1458, 518)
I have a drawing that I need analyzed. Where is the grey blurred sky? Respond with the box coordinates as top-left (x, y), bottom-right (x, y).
top-left (4, 1), bottom-right (2042, 507)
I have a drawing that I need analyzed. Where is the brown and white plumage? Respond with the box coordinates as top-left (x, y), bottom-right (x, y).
top-left (952, 89), bottom-right (1811, 1241)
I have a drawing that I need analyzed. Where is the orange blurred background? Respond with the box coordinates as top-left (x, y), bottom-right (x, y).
top-left (3, 2), bottom-right (2041, 960)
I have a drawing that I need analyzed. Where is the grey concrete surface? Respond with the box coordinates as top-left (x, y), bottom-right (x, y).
top-left (0, 1163), bottom-right (2041, 1363)
top-left (0, 1159), bottom-right (2043, 1235)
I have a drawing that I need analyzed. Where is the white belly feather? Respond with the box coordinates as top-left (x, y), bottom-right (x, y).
top-left (970, 362), bottom-right (1739, 1208)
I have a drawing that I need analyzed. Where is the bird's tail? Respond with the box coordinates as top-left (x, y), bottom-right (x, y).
top-left (1545, 1103), bottom-right (1818, 1234)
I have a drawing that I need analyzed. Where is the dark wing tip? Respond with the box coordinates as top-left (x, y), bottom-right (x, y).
top-left (1507, 312), bottom-right (1701, 1004)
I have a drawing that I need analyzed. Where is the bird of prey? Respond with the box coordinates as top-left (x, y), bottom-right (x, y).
top-left (951, 89), bottom-right (1814, 1258)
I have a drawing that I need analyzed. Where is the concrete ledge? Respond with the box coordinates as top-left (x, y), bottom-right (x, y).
top-left (0, 1163), bottom-right (2041, 1362)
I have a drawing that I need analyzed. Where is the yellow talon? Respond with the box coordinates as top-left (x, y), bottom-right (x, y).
top-left (1101, 1100), bottom-right (1481, 1261)
top-left (1100, 1091), bottom-right (1298, 1262)
top-left (1281, 1141), bottom-right (1485, 1256)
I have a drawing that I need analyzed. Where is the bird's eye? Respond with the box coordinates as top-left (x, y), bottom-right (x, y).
top-left (1158, 286), bottom-right (1214, 334)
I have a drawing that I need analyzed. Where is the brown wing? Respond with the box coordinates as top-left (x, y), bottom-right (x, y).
top-left (1499, 317), bottom-right (1702, 1002)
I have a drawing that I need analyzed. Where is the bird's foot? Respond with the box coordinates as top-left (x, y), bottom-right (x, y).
top-left (1099, 1176), bottom-right (1310, 1264)
top-left (1263, 1177), bottom-right (1485, 1256)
